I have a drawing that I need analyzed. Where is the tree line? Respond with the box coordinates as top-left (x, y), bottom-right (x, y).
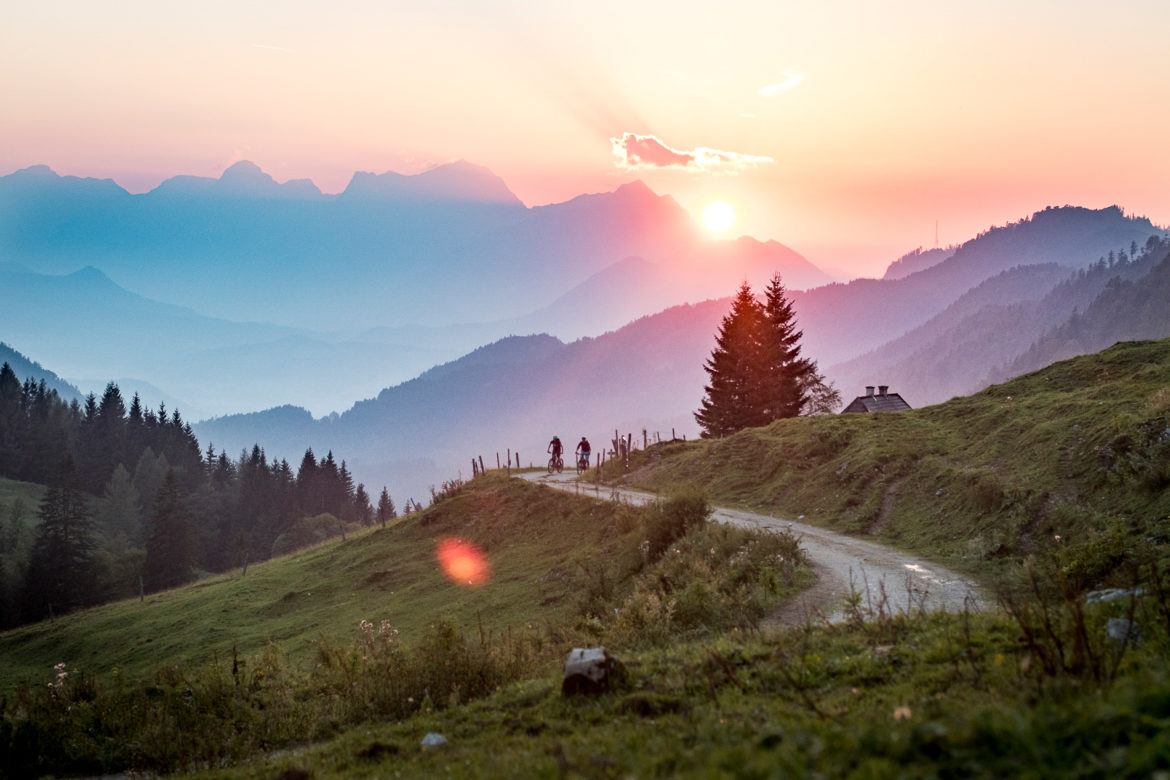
top-left (0, 370), bottom-right (397, 629)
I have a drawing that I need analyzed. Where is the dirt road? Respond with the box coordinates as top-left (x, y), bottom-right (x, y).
top-left (520, 470), bottom-right (988, 626)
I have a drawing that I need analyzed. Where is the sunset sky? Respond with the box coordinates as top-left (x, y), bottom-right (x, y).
top-left (4, 0), bottom-right (1168, 276)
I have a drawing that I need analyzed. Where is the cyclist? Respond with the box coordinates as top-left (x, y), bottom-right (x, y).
top-left (548, 435), bottom-right (563, 460)
top-left (576, 436), bottom-right (591, 470)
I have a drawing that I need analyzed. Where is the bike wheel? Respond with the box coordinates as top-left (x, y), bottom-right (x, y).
top-left (556, 456), bottom-right (563, 473)
top-left (576, 457), bottom-right (587, 475)
top-left (547, 457), bottom-right (556, 474)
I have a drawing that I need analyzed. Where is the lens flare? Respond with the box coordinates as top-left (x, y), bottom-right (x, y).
top-left (436, 538), bottom-right (491, 586)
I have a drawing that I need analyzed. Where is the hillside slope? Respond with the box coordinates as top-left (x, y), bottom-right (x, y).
top-left (831, 236), bottom-right (1170, 406)
top-left (626, 337), bottom-right (1170, 574)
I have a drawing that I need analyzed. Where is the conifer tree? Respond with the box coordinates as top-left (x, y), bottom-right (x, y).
top-left (695, 282), bottom-right (769, 437)
top-left (353, 483), bottom-right (373, 526)
top-left (23, 458), bottom-right (96, 620)
top-left (377, 487), bottom-right (396, 529)
top-left (143, 469), bottom-right (195, 592)
top-left (761, 273), bottom-right (816, 419)
top-left (696, 277), bottom-right (827, 436)
top-left (95, 464), bottom-right (143, 549)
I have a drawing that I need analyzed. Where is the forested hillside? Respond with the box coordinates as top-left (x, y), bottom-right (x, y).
top-left (0, 366), bottom-right (394, 630)
top-left (830, 235), bottom-right (1170, 405)
top-left (1004, 245), bottom-right (1170, 379)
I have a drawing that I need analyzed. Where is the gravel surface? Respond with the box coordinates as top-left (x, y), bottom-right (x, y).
top-left (520, 470), bottom-right (988, 626)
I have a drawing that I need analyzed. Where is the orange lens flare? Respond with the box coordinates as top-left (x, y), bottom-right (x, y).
top-left (436, 538), bottom-right (491, 586)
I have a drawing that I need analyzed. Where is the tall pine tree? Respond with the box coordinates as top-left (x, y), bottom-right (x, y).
top-left (23, 457), bottom-right (96, 620)
top-left (377, 487), bottom-right (396, 529)
top-left (695, 282), bottom-right (769, 437)
top-left (761, 273), bottom-right (816, 419)
top-left (143, 468), bottom-right (196, 593)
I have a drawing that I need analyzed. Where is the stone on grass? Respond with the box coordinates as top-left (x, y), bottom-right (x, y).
top-left (420, 732), bottom-right (448, 749)
top-left (1106, 617), bottom-right (1140, 646)
top-left (562, 646), bottom-right (627, 696)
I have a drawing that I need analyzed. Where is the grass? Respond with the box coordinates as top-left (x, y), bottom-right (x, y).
top-left (0, 475), bottom-right (655, 689)
top-left (184, 607), bottom-right (1170, 779)
top-left (0, 477), bottom-right (810, 776)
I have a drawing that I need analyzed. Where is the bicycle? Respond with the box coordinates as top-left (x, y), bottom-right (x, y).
top-left (547, 453), bottom-right (564, 474)
top-left (576, 453), bottom-right (590, 475)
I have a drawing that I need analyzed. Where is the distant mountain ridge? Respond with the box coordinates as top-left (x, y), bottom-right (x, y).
top-left (0, 342), bottom-right (83, 401)
top-left (828, 235), bottom-right (1170, 406)
top-left (193, 211), bottom-right (1168, 503)
top-left (790, 205), bottom-right (1163, 367)
top-left (883, 246), bottom-right (954, 280)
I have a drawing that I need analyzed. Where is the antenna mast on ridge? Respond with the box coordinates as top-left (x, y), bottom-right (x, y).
top-left (934, 220), bottom-right (939, 249)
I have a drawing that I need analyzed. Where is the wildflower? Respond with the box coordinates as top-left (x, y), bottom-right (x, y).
top-left (893, 706), bottom-right (912, 721)
top-left (1054, 534), bottom-right (1062, 542)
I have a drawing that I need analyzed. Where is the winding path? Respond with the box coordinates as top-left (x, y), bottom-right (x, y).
top-left (520, 470), bottom-right (988, 626)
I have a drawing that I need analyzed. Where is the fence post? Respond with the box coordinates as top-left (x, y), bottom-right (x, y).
top-left (479, 455), bottom-right (485, 474)
top-left (472, 458), bottom-right (478, 477)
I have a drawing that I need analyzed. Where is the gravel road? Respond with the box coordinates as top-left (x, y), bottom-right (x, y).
top-left (520, 470), bottom-right (988, 626)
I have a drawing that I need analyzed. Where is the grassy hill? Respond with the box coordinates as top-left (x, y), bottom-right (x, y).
top-left (3, 341), bottom-right (1170, 778)
top-left (621, 338), bottom-right (1170, 578)
top-left (0, 476), bottom-right (677, 688)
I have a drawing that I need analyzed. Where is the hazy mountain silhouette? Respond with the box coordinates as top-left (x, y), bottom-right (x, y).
top-left (194, 300), bottom-right (728, 503)
top-left (192, 207), bottom-right (1167, 502)
top-left (882, 246), bottom-right (955, 280)
top-left (829, 236), bottom-right (1170, 405)
top-left (0, 342), bottom-right (83, 401)
top-left (0, 162), bottom-right (721, 331)
top-left (0, 265), bottom-right (463, 416)
top-left (790, 205), bottom-right (1162, 367)
top-left (1002, 241), bottom-right (1170, 381)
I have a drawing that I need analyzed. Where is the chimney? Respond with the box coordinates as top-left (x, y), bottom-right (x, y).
top-left (865, 386), bottom-right (875, 397)
top-left (879, 385), bottom-right (888, 396)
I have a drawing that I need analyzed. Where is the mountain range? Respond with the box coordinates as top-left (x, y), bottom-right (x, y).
top-left (192, 207), bottom-right (1168, 503)
top-left (3, 156), bottom-right (1167, 504)
top-left (0, 161), bottom-right (830, 332)
top-left (1, 162), bottom-right (830, 415)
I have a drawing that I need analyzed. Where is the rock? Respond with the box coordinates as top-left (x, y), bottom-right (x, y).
top-left (562, 646), bottom-right (627, 696)
top-left (420, 732), bottom-right (447, 749)
top-left (1106, 617), bottom-right (1140, 646)
top-left (1085, 588), bottom-right (1144, 605)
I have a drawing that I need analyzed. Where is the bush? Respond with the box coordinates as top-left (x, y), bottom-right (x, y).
top-left (643, 487), bottom-right (710, 563)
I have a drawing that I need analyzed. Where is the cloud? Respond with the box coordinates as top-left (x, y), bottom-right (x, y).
top-left (252, 43), bottom-right (296, 53)
top-left (610, 133), bottom-right (773, 174)
top-left (758, 73), bottom-right (804, 98)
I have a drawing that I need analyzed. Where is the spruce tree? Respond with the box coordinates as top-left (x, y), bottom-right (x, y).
top-left (143, 469), bottom-right (195, 592)
top-left (761, 273), bottom-right (815, 419)
top-left (95, 464), bottom-right (144, 549)
top-left (23, 458), bottom-right (96, 620)
top-left (353, 483), bottom-right (373, 526)
top-left (695, 282), bottom-right (769, 437)
top-left (377, 487), bottom-right (396, 529)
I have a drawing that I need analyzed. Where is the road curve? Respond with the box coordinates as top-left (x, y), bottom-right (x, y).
top-left (519, 470), bottom-right (988, 626)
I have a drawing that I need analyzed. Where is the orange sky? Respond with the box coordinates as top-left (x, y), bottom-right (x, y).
top-left (3, 0), bottom-right (1168, 277)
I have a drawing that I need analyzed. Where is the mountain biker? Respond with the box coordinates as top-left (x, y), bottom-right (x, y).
top-left (548, 435), bottom-right (563, 459)
top-left (576, 436), bottom-right (591, 466)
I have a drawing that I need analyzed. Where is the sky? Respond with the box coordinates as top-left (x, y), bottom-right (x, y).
top-left (4, 0), bottom-right (1169, 277)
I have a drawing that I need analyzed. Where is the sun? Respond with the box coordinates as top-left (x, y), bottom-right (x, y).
top-left (702, 201), bottom-right (736, 233)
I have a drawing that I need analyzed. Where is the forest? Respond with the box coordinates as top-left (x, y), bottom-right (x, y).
top-left (0, 369), bottom-right (396, 629)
